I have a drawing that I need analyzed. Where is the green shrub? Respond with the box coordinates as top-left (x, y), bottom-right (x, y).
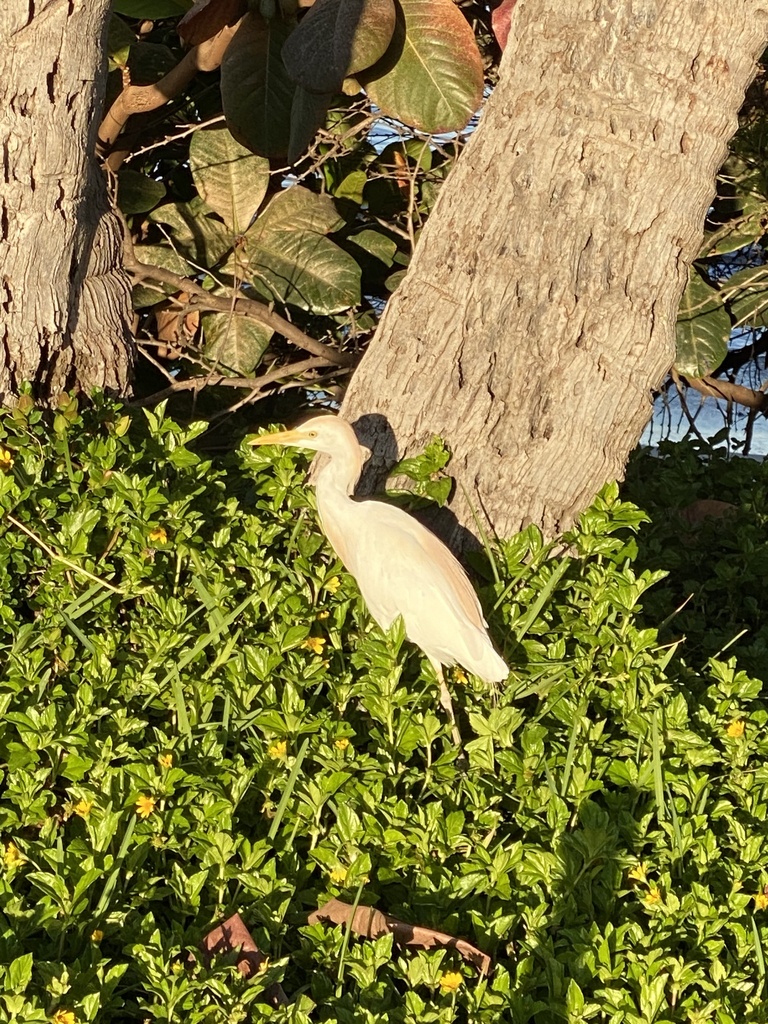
top-left (0, 398), bottom-right (765, 1023)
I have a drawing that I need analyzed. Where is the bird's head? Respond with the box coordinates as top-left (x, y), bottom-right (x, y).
top-left (249, 414), bottom-right (363, 459)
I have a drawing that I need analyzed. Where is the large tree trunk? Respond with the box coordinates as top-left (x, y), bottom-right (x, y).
top-left (0, 0), bottom-right (134, 404)
top-left (343, 0), bottom-right (768, 546)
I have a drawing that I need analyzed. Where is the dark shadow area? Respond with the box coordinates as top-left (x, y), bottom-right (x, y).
top-left (622, 441), bottom-right (768, 679)
top-left (351, 411), bottom-right (486, 556)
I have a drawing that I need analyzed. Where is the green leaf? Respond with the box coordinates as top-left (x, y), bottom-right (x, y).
top-left (227, 186), bottom-right (361, 312)
top-left (347, 227), bottom-right (397, 266)
top-left (288, 86), bottom-right (333, 164)
top-left (131, 244), bottom-right (191, 308)
top-left (722, 264), bottom-right (768, 330)
top-left (674, 268), bottom-right (730, 378)
top-left (361, 0), bottom-right (484, 133)
top-left (221, 13), bottom-right (297, 158)
top-left (149, 198), bottom-right (233, 267)
top-left (189, 126), bottom-right (270, 233)
top-left (7, 954), bottom-right (33, 996)
top-left (108, 15), bottom-right (135, 68)
top-left (117, 169), bottom-right (166, 216)
top-left (282, 0), bottom-right (396, 93)
top-left (201, 311), bottom-right (273, 374)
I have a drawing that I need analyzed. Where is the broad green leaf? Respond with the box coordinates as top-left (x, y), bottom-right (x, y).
top-left (722, 264), bottom-right (768, 330)
top-left (201, 311), bottom-right (273, 374)
top-left (113, 0), bottom-right (190, 15)
top-left (334, 170), bottom-right (367, 203)
top-left (674, 269), bottom-right (731, 378)
top-left (7, 954), bottom-right (33, 996)
top-left (189, 126), bottom-right (269, 232)
top-left (282, 0), bottom-right (396, 93)
top-left (228, 186), bottom-right (360, 312)
top-left (255, 184), bottom-right (344, 235)
top-left (287, 86), bottom-right (334, 164)
top-left (117, 169), bottom-right (166, 215)
top-left (347, 227), bottom-right (397, 265)
top-left (150, 198), bottom-right (233, 267)
top-left (361, 0), bottom-right (483, 134)
top-left (131, 244), bottom-right (192, 308)
top-left (703, 190), bottom-right (768, 257)
top-left (108, 15), bottom-right (135, 69)
top-left (221, 13), bottom-right (297, 158)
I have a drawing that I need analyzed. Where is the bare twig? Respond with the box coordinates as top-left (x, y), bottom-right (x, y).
top-left (126, 114), bottom-right (227, 164)
top-left (5, 516), bottom-right (124, 594)
top-left (129, 356), bottom-right (335, 408)
top-left (127, 258), bottom-right (355, 367)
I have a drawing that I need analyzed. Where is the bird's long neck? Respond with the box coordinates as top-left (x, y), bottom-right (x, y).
top-left (314, 445), bottom-right (364, 499)
top-left (313, 445), bottom-right (366, 572)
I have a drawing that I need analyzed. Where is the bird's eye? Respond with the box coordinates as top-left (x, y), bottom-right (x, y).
top-left (306, 430), bottom-right (318, 438)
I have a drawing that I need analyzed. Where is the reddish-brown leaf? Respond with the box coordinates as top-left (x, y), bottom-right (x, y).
top-left (201, 913), bottom-right (288, 1005)
top-left (282, 0), bottom-right (396, 94)
top-left (308, 898), bottom-right (492, 975)
top-left (491, 0), bottom-right (517, 51)
top-left (179, 0), bottom-right (247, 46)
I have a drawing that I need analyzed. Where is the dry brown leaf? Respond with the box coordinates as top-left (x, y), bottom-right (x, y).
top-left (491, 0), bottom-right (517, 51)
top-left (679, 499), bottom-right (738, 527)
top-left (308, 898), bottom-right (491, 975)
top-left (154, 295), bottom-right (199, 358)
top-left (201, 912), bottom-right (288, 1005)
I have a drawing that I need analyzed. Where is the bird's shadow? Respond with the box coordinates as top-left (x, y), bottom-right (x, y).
top-left (350, 412), bottom-right (483, 556)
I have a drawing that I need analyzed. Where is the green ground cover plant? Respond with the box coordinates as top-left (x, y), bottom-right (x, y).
top-left (0, 398), bottom-right (766, 1023)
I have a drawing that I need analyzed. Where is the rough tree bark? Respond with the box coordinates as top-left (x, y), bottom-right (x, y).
top-left (343, 0), bottom-right (768, 546)
top-left (0, 0), bottom-right (134, 404)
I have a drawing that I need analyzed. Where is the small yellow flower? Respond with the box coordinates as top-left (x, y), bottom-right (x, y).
top-left (257, 956), bottom-right (271, 973)
top-left (303, 636), bottom-right (326, 655)
top-left (158, 752), bottom-right (173, 769)
top-left (644, 886), bottom-right (662, 905)
top-left (0, 446), bottom-right (15, 471)
top-left (51, 1011), bottom-right (77, 1024)
top-left (755, 892), bottom-right (768, 911)
top-left (135, 794), bottom-right (156, 819)
top-left (148, 526), bottom-right (167, 545)
top-left (268, 739), bottom-right (288, 760)
top-left (329, 865), bottom-right (348, 884)
top-left (727, 719), bottom-right (745, 739)
top-left (325, 576), bottom-right (341, 594)
top-left (73, 799), bottom-right (93, 819)
top-left (453, 668), bottom-right (468, 685)
top-left (439, 971), bottom-right (464, 992)
top-left (627, 862), bottom-right (648, 883)
top-left (316, 609), bottom-right (330, 620)
top-left (3, 842), bottom-right (23, 869)
top-left (334, 737), bottom-right (350, 752)
top-left (91, 929), bottom-right (104, 944)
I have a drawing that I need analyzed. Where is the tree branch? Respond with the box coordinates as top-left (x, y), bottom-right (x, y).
top-left (682, 373), bottom-right (768, 412)
top-left (126, 257), bottom-right (355, 367)
top-left (129, 356), bottom-right (339, 408)
top-left (98, 23), bottom-right (240, 171)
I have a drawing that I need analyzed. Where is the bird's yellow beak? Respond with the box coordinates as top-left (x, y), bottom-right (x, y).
top-left (248, 428), bottom-right (306, 447)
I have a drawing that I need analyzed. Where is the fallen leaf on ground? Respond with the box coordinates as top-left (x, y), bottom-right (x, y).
top-left (200, 912), bottom-right (288, 1005)
top-left (308, 898), bottom-right (491, 975)
top-left (679, 498), bottom-right (737, 527)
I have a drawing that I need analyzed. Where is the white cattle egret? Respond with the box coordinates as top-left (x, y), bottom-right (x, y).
top-left (250, 414), bottom-right (508, 741)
